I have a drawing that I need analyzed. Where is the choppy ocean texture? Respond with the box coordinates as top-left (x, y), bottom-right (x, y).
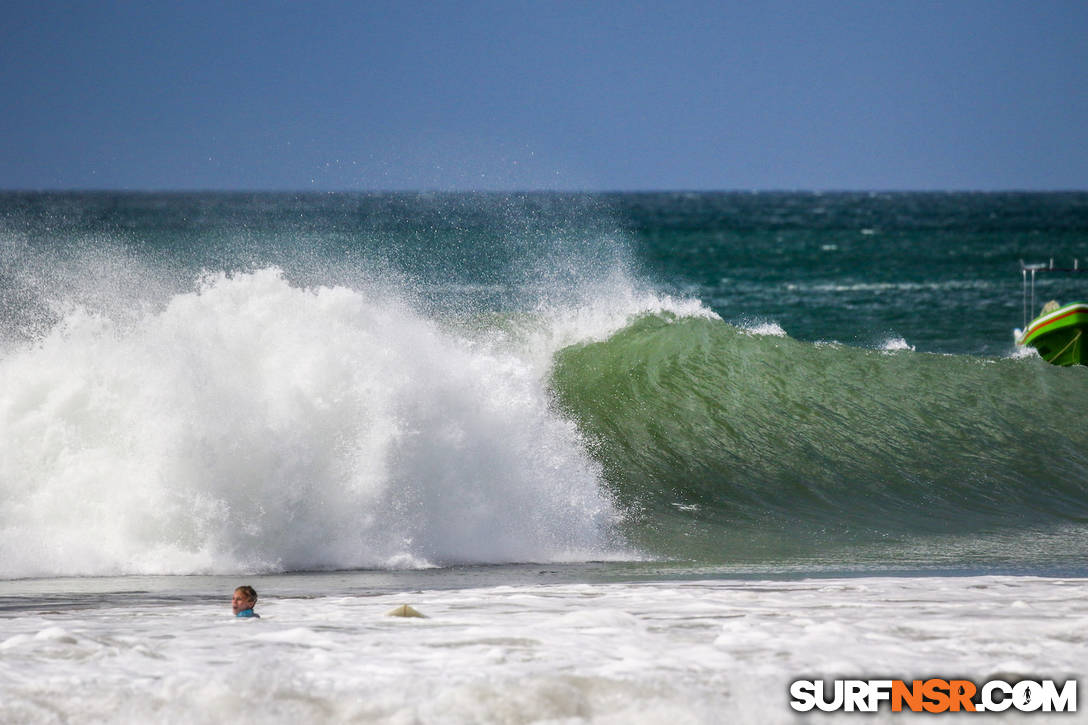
top-left (2, 192), bottom-right (1088, 578)
top-left (3, 192), bottom-right (1088, 725)
top-left (2, 572), bottom-right (1085, 724)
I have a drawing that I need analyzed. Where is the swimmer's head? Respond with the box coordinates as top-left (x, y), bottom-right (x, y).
top-left (232, 585), bottom-right (258, 615)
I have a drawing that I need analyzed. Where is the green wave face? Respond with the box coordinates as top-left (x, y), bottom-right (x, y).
top-left (550, 314), bottom-right (1088, 569)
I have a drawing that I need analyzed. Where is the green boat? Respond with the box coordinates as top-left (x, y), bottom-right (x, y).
top-left (1016, 261), bottom-right (1088, 366)
top-left (1017, 301), bottom-right (1088, 366)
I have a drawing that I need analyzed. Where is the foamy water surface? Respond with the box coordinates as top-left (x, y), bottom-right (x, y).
top-left (1, 572), bottom-right (1084, 724)
top-left (3, 193), bottom-right (1088, 723)
top-left (1, 268), bottom-right (695, 577)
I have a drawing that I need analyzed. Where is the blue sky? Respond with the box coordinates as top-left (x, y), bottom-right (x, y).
top-left (2, 0), bottom-right (1086, 191)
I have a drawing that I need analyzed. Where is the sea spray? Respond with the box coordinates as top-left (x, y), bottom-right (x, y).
top-left (3, 191), bottom-right (1088, 725)
top-left (4, 191), bottom-right (1088, 575)
top-left (0, 268), bottom-right (624, 577)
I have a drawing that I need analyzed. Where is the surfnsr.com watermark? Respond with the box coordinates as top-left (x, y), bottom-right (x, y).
top-left (790, 679), bottom-right (1077, 713)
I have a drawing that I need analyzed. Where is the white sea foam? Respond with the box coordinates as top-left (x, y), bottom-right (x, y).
top-left (880, 336), bottom-right (915, 352)
top-left (0, 574), bottom-right (1083, 724)
top-left (0, 268), bottom-right (633, 577)
top-left (514, 282), bottom-right (720, 376)
top-left (784, 280), bottom-right (995, 294)
top-left (739, 320), bottom-right (787, 337)
top-left (1009, 336), bottom-right (1039, 360)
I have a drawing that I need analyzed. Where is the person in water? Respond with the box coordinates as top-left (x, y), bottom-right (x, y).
top-left (232, 585), bottom-right (260, 618)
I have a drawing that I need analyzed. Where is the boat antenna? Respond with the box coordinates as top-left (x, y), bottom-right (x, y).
top-left (1020, 258), bottom-right (1087, 329)
top-left (1031, 266), bottom-right (1036, 328)
top-left (1020, 260), bottom-right (1047, 330)
top-left (1022, 263), bottom-right (1028, 330)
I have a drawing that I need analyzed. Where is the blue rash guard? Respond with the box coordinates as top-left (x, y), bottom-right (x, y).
top-left (235, 608), bottom-right (260, 618)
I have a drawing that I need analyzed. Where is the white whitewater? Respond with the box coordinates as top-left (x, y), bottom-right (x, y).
top-left (0, 574), bottom-right (1083, 724)
top-left (0, 268), bottom-right (626, 576)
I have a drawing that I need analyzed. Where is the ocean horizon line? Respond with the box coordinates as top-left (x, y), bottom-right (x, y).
top-left (2, 186), bottom-right (1087, 196)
